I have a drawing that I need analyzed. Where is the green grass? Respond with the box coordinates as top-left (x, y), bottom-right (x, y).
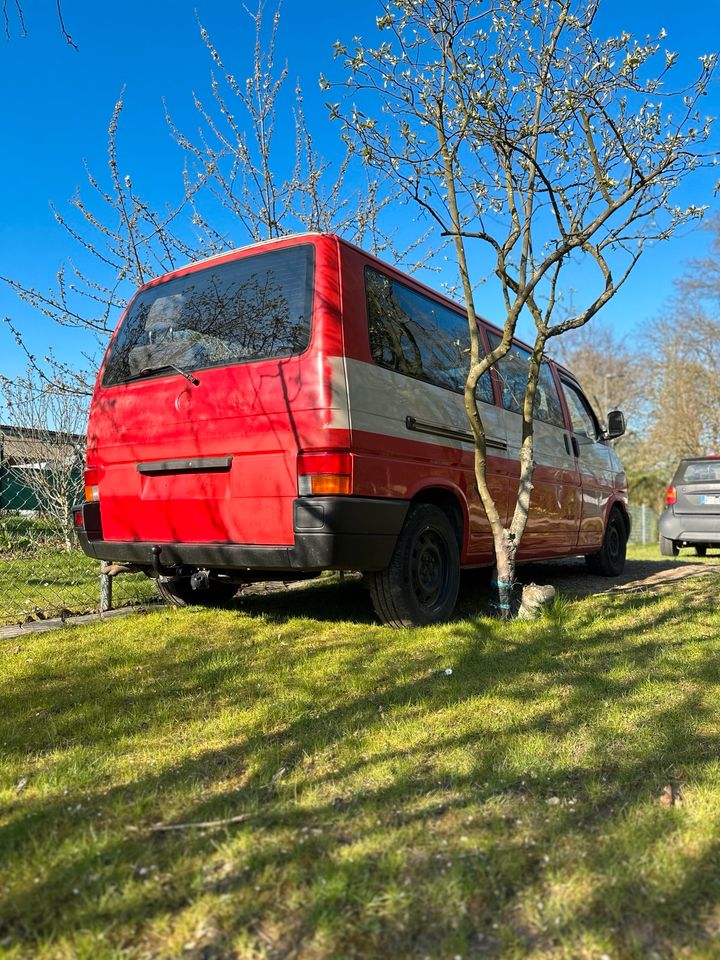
top-left (2, 547), bottom-right (720, 958)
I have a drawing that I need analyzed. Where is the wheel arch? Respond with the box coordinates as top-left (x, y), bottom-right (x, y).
top-left (608, 497), bottom-right (631, 540)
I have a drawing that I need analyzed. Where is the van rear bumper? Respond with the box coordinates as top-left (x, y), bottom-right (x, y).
top-left (73, 496), bottom-right (409, 572)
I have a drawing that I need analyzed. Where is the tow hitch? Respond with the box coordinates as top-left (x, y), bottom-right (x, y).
top-left (151, 545), bottom-right (177, 578)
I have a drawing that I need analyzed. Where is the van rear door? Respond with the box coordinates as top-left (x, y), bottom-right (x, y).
top-left (88, 240), bottom-right (347, 547)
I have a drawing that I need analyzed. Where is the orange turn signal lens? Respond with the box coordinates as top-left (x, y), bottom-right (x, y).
top-left (308, 474), bottom-right (351, 495)
top-left (297, 451), bottom-right (353, 496)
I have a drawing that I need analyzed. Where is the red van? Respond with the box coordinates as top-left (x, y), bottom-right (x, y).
top-left (74, 233), bottom-right (629, 626)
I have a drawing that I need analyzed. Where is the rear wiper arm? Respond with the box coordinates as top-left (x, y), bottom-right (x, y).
top-left (132, 363), bottom-right (200, 386)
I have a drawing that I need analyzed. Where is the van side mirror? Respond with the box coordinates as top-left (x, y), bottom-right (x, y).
top-left (605, 410), bottom-right (626, 440)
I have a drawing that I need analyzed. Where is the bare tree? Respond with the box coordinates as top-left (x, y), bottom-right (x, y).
top-left (165, 3), bottom-right (433, 267)
top-left (2, 92), bottom-right (216, 397)
top-left (643, 311), bottom-right (720, 473)
top-left (559, 218), bottom-right (720, 510)
top-left (555, 322), bottom-right (660, 507)
top-left (555, 323), bottom-right (642, 425)
top-left (3, 3), bottom-right (432, 400)
top-left (676, 214), bottom-right (720, 303)
top-left (2, 0), bottom-right (77, 48)
top-left (333, 0), bottom-right (717, 614)
top-left (1, 369), bottom-right (86, 550)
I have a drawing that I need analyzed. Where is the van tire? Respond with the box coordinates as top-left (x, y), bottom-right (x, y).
top-left (368, 503), bottom-right (460, 628)
top-left (659, 535), bottom-right (679, 558)
top-left (585, 507), bottom-right (627, 577)
top-left (156, 576), bottom-right (238, 607)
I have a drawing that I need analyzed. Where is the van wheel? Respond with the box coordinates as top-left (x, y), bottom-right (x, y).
top-left (659, 535), bottom-right (679, 558)
top-left (695, 545), bottom-right (707, 557)
top-left (156, 576), bottom-right (238, 607)
top-left (585, 508), bottom-right (627, 577)
top-left (369, 503), bottom-right (460, 628)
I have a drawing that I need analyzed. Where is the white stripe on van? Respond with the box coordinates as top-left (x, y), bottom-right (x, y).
top-left (343, 357), bottom-right (508, 454)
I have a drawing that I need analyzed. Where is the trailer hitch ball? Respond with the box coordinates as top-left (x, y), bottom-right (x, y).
top-left (151, 545), bottom-right (177, 578)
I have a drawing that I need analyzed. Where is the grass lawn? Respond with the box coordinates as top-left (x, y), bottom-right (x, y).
top-left (2, 547), bottom-right (720, 958)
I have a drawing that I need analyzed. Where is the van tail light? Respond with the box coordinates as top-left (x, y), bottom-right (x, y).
top-left (84, 466), bottom-right (99, 502)
top-left (665, 485), bottom-right (677, 506)
top-left (297, 451), bottom-right (352, 496)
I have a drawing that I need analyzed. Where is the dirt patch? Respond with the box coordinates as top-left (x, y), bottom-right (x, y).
top-left (515, 557), bottom-right (720, 599)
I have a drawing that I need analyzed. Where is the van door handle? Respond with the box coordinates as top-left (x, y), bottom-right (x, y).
top-left (564, 434), bottom-right (580, 458)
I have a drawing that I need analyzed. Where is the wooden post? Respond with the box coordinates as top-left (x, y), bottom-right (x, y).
top-left (100, 564), bottom-right (112, 613)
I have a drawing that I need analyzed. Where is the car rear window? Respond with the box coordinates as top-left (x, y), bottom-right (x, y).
top-left (676, 460), bottom-right (720, 484)
top-left (102, 245), bottom-right (315, 386)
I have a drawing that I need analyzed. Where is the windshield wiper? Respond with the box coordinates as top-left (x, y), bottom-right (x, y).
top-left (130, 363), bottom-right (200, 386)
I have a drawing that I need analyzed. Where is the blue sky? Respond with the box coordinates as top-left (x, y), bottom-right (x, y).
top-left (1, 0), bottom-right (718, 384)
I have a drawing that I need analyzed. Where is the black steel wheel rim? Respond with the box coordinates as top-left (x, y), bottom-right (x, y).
top-left (410, 527), bottom-right (450, 611)
top-left (607, 520), bottom-right (621, 562)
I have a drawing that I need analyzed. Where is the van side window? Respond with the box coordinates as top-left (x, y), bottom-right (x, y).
top-left (365, 268), bottom-right (494, 403)
top-left (562, 380), bottom-right (599, 440)
top-left (487, 334), bottom-right (564, 426)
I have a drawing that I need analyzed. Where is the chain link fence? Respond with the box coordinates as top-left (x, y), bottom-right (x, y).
top-left (1, 426), bottom-right (156, 627)
top-left (628, 503), bottom-right (660, 546)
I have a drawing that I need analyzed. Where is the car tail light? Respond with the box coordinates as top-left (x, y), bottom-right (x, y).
top-left (665, 485), bottom-right (677, 506)
top-left (297, 451), bottom-right (352, 496)
top-left (84, 466), bottom-right (99, 502)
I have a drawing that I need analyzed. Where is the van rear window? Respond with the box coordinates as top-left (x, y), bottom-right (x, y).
top-left (102, 245), bottom-right (314, 386)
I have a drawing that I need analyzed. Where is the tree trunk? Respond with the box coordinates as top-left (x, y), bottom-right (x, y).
top-left (490, 528), bottom-right (518, 619)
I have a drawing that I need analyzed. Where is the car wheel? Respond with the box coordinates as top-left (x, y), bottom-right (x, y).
top-left (659, 535), bottom-right (679, 558)
top-left (585, 507), bottom-right (627, 577)
top-left (695, 545), bottom-right (707, 557)
top-left (369, 503), bottom-right (460, 628)
top-left (156, 576), bottom-right (238, 607)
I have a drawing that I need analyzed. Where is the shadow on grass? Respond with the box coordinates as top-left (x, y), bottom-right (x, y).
top-left (1, 574), bottom-right (720, 957)
top-left (235, 571), bottom-right (496, 626)
top-left (237, 575), bottom-right (379, 625)
top-left (215, 555), bottom-right (713, 625)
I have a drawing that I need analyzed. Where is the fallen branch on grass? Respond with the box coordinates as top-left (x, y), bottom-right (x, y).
top-left (129, 812), bottom-right (253, 833)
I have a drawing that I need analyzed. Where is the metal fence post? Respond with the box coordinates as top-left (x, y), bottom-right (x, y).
top-left (0, 432), bottom-right (5, 510)
top-left (641, 503), bottom-right (647, 545)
